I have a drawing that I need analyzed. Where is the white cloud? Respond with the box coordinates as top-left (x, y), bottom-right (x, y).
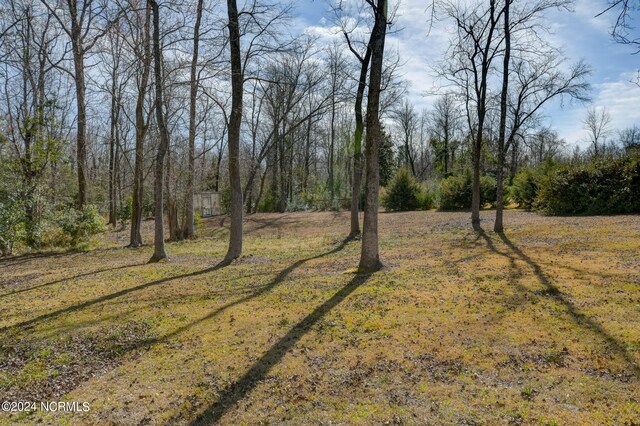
top-left (551, 73), bottom-right (640, 147)
top-left (296, 0), bottom-right (640, 147)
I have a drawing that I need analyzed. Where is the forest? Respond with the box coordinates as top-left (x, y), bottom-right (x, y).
top-left (0, 0), bottom-right (639, 424)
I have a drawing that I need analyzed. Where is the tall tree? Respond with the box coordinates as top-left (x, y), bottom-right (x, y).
top-left (494, 0), bottom-right (511, 233)
top-left (128, 2), bottom-right (152, 247)
top-left (583, 107), bottom-right (612, 157)
top-left (224, 0), bottom-right (243, 262)
top-left (430, 95), bottom-right (460, 176)
top-left (442, 0), bottom-right (503, 226)
top-left (149, 0), bottom-right (169, 262)
top-left (183, 0), bottom-right (204, 239)
top-left (343, 29), bottom-right (372, 237)
top-left (1, 3), bottom-right (65, 247)
top-left (359, 0), bottom-right (388, 272)
top-left (39, 0), bottom-right (115, 207)
top-left (393, 100), bottom-right (418, 176)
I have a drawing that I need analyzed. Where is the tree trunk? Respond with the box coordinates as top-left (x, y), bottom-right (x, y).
top-left (471, 0), bottom-right (497, 227)
top-left (166, 150), bottom-right (179, 241)
top-left (253, 166), bottom-right (268, 214)
top-left (329, 95), bottom-right (336, 205)
top-left (129, 5), bottom-right (152, 248)
top-left (108, 65), bottom-right (119, 227)
top-left (183, 0), bottom-right (203, 239)
top-left (350, 43), bottom-right (372, 237)
top-left (278, 125), bottom-right (287, 212)
top-left (224, 0), bottom-right (244, 261)
top-left (149, 0), bottom-right (169, 263)
top-left (73, 46), bottom-right (88, 208)
top-left (359, 0), bottom-right (387, 272)
top-left (494, 0), bottom-right (510, 233)
top-left (509, 138), bottom-right (518, 185)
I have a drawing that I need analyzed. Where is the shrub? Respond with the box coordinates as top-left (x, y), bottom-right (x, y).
top-left (511, 168), bottom-right (540, 210)
top-left (416, 183), bottom-right (435, 210)
top-left (55, 205), bottom-right (106, 247)
top-left (381, 168), bottom-right (421, 211)
top-left (438, 174), bottom-right (497, 210)
top-left (286, 194), bottom-right (308, 212)
top-left (257, 192), bottom-right (278, 213)
top-left (480, 175), bottom-right (497, 207)
top-left (439, 174), bottom-right (471, 210)
top-left (536, 154), bottom-right (640, 215)
top-left (0, 197), bottom-right (23, 256)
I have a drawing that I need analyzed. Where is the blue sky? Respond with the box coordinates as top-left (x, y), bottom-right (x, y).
top-left (292, 0), bottom-right (640, 149)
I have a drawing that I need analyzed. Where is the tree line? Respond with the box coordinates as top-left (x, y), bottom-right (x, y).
top-left (0, 0), bottom-right (637, 267)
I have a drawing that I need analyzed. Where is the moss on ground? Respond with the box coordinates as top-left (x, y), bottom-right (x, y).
top-left (0, 211), bottom-right (638, 425)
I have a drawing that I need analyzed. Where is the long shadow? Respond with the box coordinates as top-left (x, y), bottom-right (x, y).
top-left (245, 214), bottom-right (292, 234)
top-left (0, 251), bottom-right (73, 269)
top-left (497, 232), bottom-right (640, 375)
top-left (472, 224), bottom-right (640, 375)
top-left (0, 237), bottom-right (352, 335)
top-left (0, 262), bottom-right (147, 299)
top-left (189, 272), bottom-right (372, 425)
top-left (126, 236), bottom-right (354, 351)
top-left (0, 246), bottom-right (134, 269)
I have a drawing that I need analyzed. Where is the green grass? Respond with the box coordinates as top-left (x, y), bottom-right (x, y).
top-left (0, 211), bottom-right (639, 425)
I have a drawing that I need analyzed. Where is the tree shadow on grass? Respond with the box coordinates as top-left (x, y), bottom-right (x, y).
top-left (0, 237), bottom-right (353, 336)
top-left (0, 251), bottom-right (73, 269)
top-left (472, 223), bottom-right (640, 376)
top-left (245, 213), bottom-right (292, 234)
top-left (0, 262), bottom-right (148, 299)
top-left (189, 271), bottom-right (373, 426)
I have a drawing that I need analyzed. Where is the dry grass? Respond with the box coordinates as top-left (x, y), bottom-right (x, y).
top-left (0, 210), bottom-right (639, 425)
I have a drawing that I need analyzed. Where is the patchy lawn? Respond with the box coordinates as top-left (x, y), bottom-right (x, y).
top-left (0, 210), bottom-right (639, 425)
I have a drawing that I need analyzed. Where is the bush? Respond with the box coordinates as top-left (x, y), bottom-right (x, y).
top-left (286, 194), bottom-right (308, 212)
top-left (438, 173), bottom-right (497, 210)
top-left (439, 174), bottom-right (471, 210)
top-left (416, 183), bottom-right (435, 210)
top-left (257, 192), bottom-right (278, 213)
top-left (536, 154), bottom-right (640, 215)
top-left (381, 168), bottom-right (421, 211)
top-left (0, 197), bottom-right (23, 256)
top-left (511, 168), bottom-right (540, 210)
top-left (480, 175), bottom-right (497, 207)
top-left (55, 205), bottom-right (106, 247)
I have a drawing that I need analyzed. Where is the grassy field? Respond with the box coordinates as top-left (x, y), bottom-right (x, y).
top-left (0, 210), bottom-right (639, 425)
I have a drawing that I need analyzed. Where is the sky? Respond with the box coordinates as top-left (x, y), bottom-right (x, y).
top-left (292, 0), bottom-right (640, 149)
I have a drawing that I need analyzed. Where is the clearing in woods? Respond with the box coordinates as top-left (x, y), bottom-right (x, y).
top-left (0, 210), bottom-right (639, 424)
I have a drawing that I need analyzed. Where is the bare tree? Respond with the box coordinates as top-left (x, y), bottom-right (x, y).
top-left (583, 106), bottom-right (612, 157)
top-left (441, 0), bottom-right (503, 226)
top-left (393, 99), bottom-right (418, 176)
top-left (346, 36), bottom-right (372, 236)
top-left (223, 0), bottom-right (243, 262)
top-left (39, 0), bottom-right (118, 207)
top-left (128, 1), bottom-right (153, 248)
top-left (494, 0), bottom-right (511, 233)
top-left (359, 0), bottom-right (389, 272)
top-left (619, 125), bottom-right (640, 151)
top-left (149, 0), bottom-right (169, 262)
top-left (525, 127), bottom-right (566, 164)
top-left (183, 0), bottom-right (204, 239)
top-left (430, 95), bottom-right (460, 176)
top-left (326, 43), bottom-right (348, 205)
